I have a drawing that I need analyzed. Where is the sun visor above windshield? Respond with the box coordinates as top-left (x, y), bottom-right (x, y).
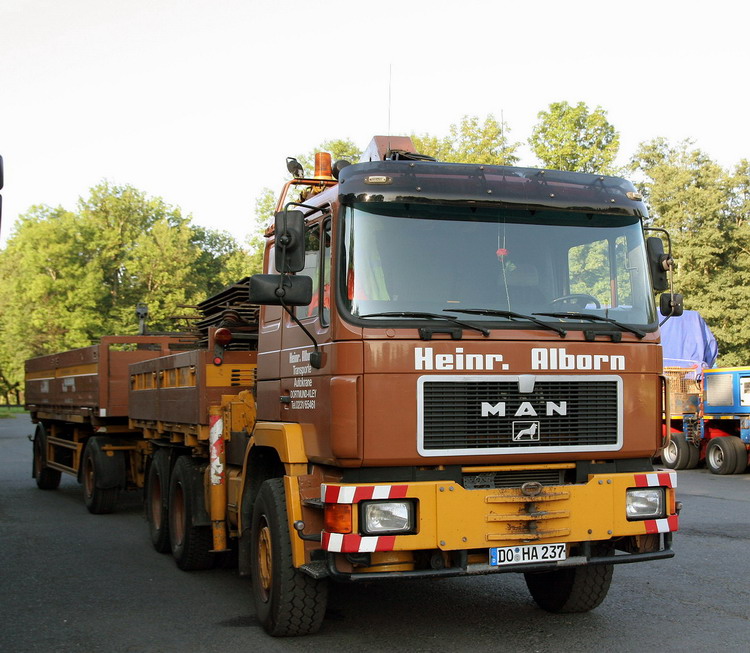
top-left (338, 161), bottom-right (648, 218)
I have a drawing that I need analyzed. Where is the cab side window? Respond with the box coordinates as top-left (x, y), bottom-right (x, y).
top-left (296, 224), bottom-right (321, 319)
top-left (321, 221), bottom-right (331, 325)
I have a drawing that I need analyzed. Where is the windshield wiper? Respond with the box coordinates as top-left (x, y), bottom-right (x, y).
top-left (445, 309), bottom-right (566, 337)
top-left (533, 312), bottom-right (646, 339)
top-left (359, 312), bottom-right (490, 336)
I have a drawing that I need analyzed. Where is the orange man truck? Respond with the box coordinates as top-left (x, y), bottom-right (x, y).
top-left (28, 136), bottom-right (681, 637)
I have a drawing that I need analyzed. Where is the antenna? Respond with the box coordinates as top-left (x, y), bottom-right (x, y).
top-left (500, 109), bottom-right (505, 163)
top-left (387, 64), bottom-right (392, 138)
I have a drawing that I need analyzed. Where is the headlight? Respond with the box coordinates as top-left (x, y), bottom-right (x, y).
top-left (626, 488), bottom-right (665, 520)
top-left (360, 500), bottom-right (415, 535)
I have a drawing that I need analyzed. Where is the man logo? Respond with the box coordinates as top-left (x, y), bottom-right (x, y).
top-left (513, 421), bottom-right (540, 441)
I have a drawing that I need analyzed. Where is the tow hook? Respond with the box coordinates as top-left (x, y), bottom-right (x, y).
top-left (293, 520), bottom-right (322, 542)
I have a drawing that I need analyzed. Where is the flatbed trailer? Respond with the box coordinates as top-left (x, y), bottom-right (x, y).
top-left (26, 335), bottom-right (188, 510)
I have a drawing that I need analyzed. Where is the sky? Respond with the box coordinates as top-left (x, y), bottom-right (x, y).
top-left (1, 0), bottom-right (748, 245)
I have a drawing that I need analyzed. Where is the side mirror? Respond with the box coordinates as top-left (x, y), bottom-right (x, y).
top-left (660, 293), bottom-right (684, 317)
top-left (249, 274), bottom-right (312, 306)
top-left (274, 210), bottom-right (305, 273)
top-left (646, 236), bottom-right (670, 292)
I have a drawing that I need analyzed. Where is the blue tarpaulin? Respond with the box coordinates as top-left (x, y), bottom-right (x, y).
top-left (659, 309), bottom-right (718, 376)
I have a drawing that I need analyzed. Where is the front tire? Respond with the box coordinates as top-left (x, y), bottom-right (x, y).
top-left (251, 478), bottom-right (328, 636)
top-left (525, 560), bottom-right (613, 613)
top-left (168, 456), bottom-right (214, 571)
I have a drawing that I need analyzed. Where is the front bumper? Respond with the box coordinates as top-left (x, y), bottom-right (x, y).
top-left (313, 469), bottom-right (678, 580)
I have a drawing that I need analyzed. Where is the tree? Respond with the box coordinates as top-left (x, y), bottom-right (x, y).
top-left (191, 225), bottom-right (254, 291)
top-left (246, 188), bottom-right (276, 275)
top-left (0, 182), bottom-right (248, 385)
top-left (412, 114), bottom-right (521, 165)
top-left (529, 101), bottom-right (619, 173)
top-left (629, 139), bottom-right (750, 365)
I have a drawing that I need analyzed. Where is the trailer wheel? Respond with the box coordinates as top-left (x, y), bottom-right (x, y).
top-left (524, 558), bottom-right (613, 613)
top-left (82, 438), bottom-right (120, 514)
top-left (686, 440), bottom-right (701, 469)
top-left (250, 478), bottom-right (328, 636)
top-left (727, 436), bottom-right (748, 474)
top-left (146, 448), bottom-right (171, 553)
top-left (168, 456), bottom-right (214, 571)
top-left (706, 437), bottom-right (738, 475)
top-left (661, 433), bottom-right (697, 470)
top-left (32, 424), bottom-right (61, 490)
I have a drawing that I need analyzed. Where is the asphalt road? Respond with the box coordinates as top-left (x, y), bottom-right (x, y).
top-left (1, 412), bottom-right (748, 652)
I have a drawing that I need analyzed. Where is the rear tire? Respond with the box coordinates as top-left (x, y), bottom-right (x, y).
top-left (169, 456), bottom-right (214, 571)
top-left (706, 437), bottom-right (738, 475)
top-left (82, 438), bottom-right (120, 514)
top-left (146, 448), bottom-right (172, 553)
top-left (33, 424), bottom-right (61, 490)
top-left (251, 478), bottom-right (328, 636)
top-left (525, 559), bottom-right (613, 613)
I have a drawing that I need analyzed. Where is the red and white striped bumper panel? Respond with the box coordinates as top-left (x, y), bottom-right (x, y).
top-left (633, 471), bottom-right (677, 488)
top-left (634, 471), bottom-right (679, 532)
top-left (321, 484), bottom-right (410, 552)
top-left (321, 483), bottom-right (409, 504)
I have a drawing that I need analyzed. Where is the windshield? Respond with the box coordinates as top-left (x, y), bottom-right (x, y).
top-left (340, 203), bottom-right (657, 329)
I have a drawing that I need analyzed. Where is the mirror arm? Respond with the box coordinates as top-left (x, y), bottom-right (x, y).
top-left (278, 295), bottom-right (323, 369)
top-left (646, 227), bottom-right (681, 326)
top-left (273, 202), bottom-right (330, 368)
top-left (283, 201), bottom-right (332, 220)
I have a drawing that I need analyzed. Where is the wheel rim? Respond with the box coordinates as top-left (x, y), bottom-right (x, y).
top-left (257, 516), bottom-right (273, 602)
top-left (708, 445), bottom-right (723, 469)
top-left (172, 483), bottom-right (185, 546)
top-left (84, 455), bottom-right (95, 498)
top-left (663, 440), bottom-right (678, 464)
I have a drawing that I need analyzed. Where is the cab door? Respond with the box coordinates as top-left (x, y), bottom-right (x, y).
top-left (276, 215), bottom-right (334, 458)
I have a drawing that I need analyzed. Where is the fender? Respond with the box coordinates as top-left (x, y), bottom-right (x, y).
top-left (236, 422), bottom-right (308, 575)
top-left (251, 421), bottom-right (309, 468)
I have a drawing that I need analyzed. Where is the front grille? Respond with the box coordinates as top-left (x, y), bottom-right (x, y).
top-left (419, 376), bottom-right (621, 455)
top-left (463, 469), bottom-right (564, 489)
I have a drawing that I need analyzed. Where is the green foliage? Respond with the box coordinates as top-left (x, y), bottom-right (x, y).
top-left (412, 114), bottom-right (520, 165)
top-left (528, 101), bottom-right (620, 173)
top-left (246, 188), bottom-right (276, 275)
top-left (0, 182), bottom-right (249, 384)
top-left (630, 140), bottom-right (750, 365)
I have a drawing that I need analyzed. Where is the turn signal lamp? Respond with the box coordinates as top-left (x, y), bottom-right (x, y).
top-left (214, 328), bottom-right (233, 346)
top-left (324, 503), bottom-right (352, 534)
